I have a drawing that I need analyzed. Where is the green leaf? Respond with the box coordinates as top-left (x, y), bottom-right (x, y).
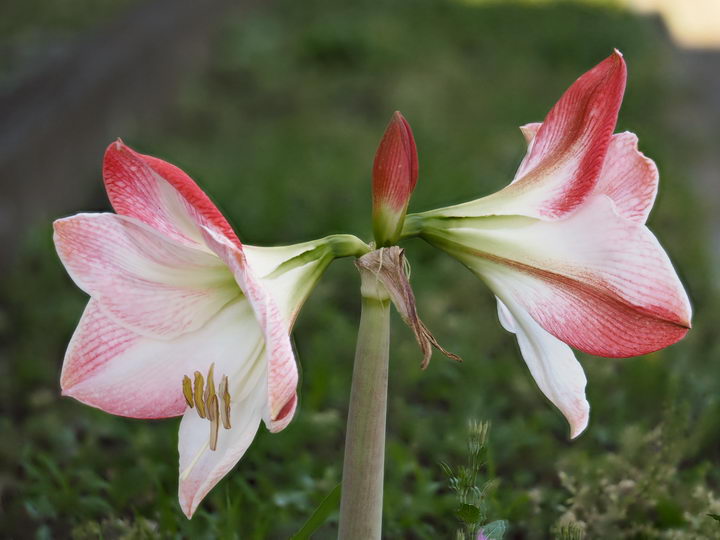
top-left (479, 519), bottom-right (508, 539)
top-left (708, 513), bottom-right (720, 522)
top-left (290, 483), bottom-right (341, 540)
top-left (455, 503), bottom-right (481, 524)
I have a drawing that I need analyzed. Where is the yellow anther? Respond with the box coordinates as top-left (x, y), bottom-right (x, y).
top-left (204, 362), bottom-right (216, 408)
top-left (219, 375), bottom-right (231, 429)
top-left (208, 394), bottom-right (220, 451)
top-left (182, 375), bottom-right (194, 408)
top-left (193, 371), bottom-right (206, 418)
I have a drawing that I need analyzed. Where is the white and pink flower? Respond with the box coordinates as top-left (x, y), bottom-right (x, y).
top-left (54, 141), bottom-right (364, 516)
top-left (404, 51), bottom-right (691, 437)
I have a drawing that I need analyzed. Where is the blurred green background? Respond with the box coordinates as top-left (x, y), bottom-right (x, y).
top-left (2, 0), bottom-right (719, 538)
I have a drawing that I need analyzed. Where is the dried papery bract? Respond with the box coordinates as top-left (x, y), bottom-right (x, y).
top-left (355, 247), bottom-right (460, 369)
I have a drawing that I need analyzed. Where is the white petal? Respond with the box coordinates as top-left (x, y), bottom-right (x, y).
top-left (243, 241), bottom-right (333, 326)
top-left (178, 368), bottom-right (266, 518)
top-left (496, 297), bottom-right (589, 438)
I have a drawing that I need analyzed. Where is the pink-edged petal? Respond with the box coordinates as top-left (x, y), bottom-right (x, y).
top-left (61, 299), bottom-right (265, 419)
top-left (504, 51), bottom-right (626, 217)
top-left (440, 195), bottom-right (690, 357)
top-left (424, 52), bottom-right (627, 221)
top-left (178, 378), bottom-right (266, 518)
top-left (103, 140), bottom-right (242, 249)
top-left (200, 227), bottom-right (298, 433)
top-left (496, 297), bottom-right (589, 438)
top-left (54, 213), bottom-right (237, 339)
top-left (517, 126), bottom-right (659, 224)
top-left (592, 131), bottom-right (658, 223)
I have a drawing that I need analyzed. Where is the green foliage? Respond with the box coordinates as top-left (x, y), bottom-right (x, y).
top-left (2, 0), bottom-right (719, 538)
top-left (441, 420), bottom-right (505, 539)
top-left (553, 409), bottom-right (720, 539)
top-left (290, 483), bottom-right (341, 540)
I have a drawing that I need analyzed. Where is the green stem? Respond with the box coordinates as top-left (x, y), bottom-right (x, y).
top-left (338, 270), bottom-right (391, 540)
top-left (400, 213), bottom-right (423, 239)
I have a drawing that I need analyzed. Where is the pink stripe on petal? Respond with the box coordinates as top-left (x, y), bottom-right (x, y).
top-left (54, 213), bottom-right (236, 339)
top-left (489, 261), bottom-right (689, 357)
top-left (518, 127), bottom-right (659, 223)
top-left (103, 141), bottom-right (242, 250)
top-left (104, 141), bottom-right (204, 247)
top-left (503, 51), bottom-right (627, 218)
top-left (138, 151), bottom-right (243, 249)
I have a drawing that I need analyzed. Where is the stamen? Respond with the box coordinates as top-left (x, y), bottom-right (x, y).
top-left (208, 394), bottom-right (220, 451)
top-left (182, 375), bottom-right (194, 408)
top-left (183, 365), bottom-right (231, 451)
top-left (204, 362), bottom-right (216, 408)
top-left (219, 375), bottom-right (232, 429)
top-left (193, 371), bottom-right (206, 418)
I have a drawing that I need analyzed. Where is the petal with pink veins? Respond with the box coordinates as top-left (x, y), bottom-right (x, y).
top-left (54, 213), bottom-right (237, 339)
top-left (103, 141), bottom-right (242, 249)
top-left (515, 126), bottom-right (658, 224)
top-left (200, 227), bottom-right (299, 433)
top-left (496, 297), bottom-right (589, 438)
top-left (504, 51), bottom-right (626, 217)
top-left (61, 299), bottom-right (265, 419)
top-left (427, 195), bottom-right (690, 357)
top-left (423, 51), bottom-right (626, 221)
top-left (592, 131), bottom-right (658, 224)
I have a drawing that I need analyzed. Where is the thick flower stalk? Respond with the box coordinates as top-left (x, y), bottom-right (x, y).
top-left (403, 51), bottom-right (691, 437)
top-left (54, 141), bottom-right (368, 517)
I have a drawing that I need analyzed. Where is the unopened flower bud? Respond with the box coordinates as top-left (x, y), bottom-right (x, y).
top-left (372, 111), bottom-right (418, 247)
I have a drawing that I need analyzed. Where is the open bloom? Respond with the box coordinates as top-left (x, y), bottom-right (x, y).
top-left (404, 51), bottom-right (691, 437)
top-left (54, 141), bottom-right (366, 516)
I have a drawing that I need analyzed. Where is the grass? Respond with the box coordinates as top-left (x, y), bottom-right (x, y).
top-left (2, 0), bottom-right (719, 537)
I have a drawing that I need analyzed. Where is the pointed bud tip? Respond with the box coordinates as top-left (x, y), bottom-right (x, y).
top-left (372, 111), bottom-right (419, 246)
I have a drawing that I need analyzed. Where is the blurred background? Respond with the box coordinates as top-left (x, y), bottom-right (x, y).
top-left (1, 0), bottom-right (719, 537)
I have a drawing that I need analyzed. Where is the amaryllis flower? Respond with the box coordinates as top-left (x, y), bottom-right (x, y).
top-left (403, 51), bottom-right (691, 437)
top-left (54, 141), bottom-right (366, 516)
